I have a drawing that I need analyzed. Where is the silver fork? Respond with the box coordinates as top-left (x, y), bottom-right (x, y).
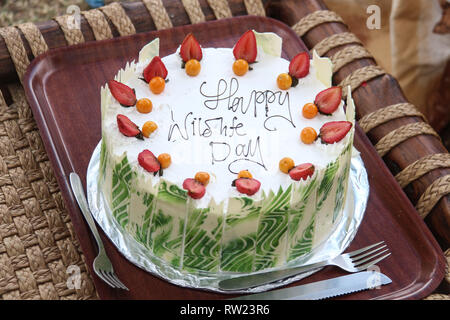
top-left (69, 172), bottom-right (128, 290)
top-left (219, 241), bottom-right (390, 291)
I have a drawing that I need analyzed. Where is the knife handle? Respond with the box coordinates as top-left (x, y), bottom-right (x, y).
top-left (219, 261), bottom-right (327, 291)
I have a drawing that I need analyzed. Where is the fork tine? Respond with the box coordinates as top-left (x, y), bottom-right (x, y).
top-left (97, 270), bottom-right (117, 288)
top-left (355, 252), bottom-right (392, 271)
top-left (103, 271), bottom-right (123, 289)
top-left (354, 249), bottom-right (389, 267)
top-left (108, 273), bottom-right (129, 291)
top-left (347, 241), bottom-right (384, 258)
top-left (351, 244), bottom-right (387, 262)
top-left (105, 271), bottom-right (128, 290)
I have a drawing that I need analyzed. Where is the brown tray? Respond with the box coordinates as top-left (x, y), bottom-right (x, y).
top-left (23, 16), bottom-right (445, 300)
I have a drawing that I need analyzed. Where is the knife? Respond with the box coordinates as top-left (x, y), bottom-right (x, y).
top-left (230, 271), bottom-right (392, 300)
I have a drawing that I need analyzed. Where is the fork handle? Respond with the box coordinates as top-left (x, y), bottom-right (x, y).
top-left (219, 261), bottom-right (328, 291)
top-left (69, 173), bottom-right (105, 253)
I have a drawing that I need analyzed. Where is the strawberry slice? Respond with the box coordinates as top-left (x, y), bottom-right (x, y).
top-left (180, 33), bottom-right (202, 63)
top-left (183, 178), bottom-right (206, 199)
top-left (319, 121), bottom-right (353, 144)
top-left (233, 30), bottom-right (257, 63)
top-left (289, 52), bottom-right (310, 79)
top-left (235, 178), bottom-right (261, 196)
top-left (289, 163), bottom-right (315, 181)
top-left (108, 80), bottom-right (136, 107)
top-left (117, 114), bottom-right (143, 139)
top-left (143, 56), bottom-right (168, 83)
top-left (314, 87), bottom-right (342, 115)
top-left (138, 150), bottom-right (161, 173)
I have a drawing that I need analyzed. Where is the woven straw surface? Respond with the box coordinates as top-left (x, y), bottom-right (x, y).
top-left (0, 85), bottom-right (97, 300)
top-left (0, 0), bottom-right (448, 300)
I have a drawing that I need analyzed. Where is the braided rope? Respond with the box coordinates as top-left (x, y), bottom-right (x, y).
top-left (395, 154), bottom-right (450, 188)
top-left (206, 0), bottom-right (232, 19)
top-left (292, 10), bottom-right (344, 37)
top-left (313, 32), bottom-right (362, 56)
top-left (17, 23), bottom-right (48, 58)
top-left (54, 15), bottom-right (85, 46)
top-left (331, 45), bottom-right (373, 73)
top-left (181, 0), bottom-right (206, 24)
top-left (0, 27), bottom-right (30, 83)
top-left (339, 65), bottom-right (385, 99)
top-left (425, 294), bottom-right (450, 300)
top-left (375, 122), bottom-right (441, 157)
top-left (142, 0), bottom-right (173, 30)
top-left (359, 103), bottom-right (425, 133)
top-left (0, 84), bottom-right (97, 299)
top-left (100, 2), bottom-right (136, 36)
top-left (244, 0), bottom-right (266, 16)
top-left (81, 9), bottom-right (113, 41)
top-left (415, 174), bottom-right (450, 219)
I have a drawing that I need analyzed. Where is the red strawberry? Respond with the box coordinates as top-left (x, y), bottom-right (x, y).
top-left (138, 150), bottom-right (161, 173)
top-left (183, 178), bottom-right (206, 199)
top-left (117, 114), bottom-right (143, 139)
top-left (108, 80), bottom-right (136, 107)
top-left (319, 121), bottom-right (353, 144)
top-left (233, 30), bottom-right (257, 63)
top-left (180, 33), bottom-right (202, 63)
top-left (289, 163), bottom-right (315, 181)
top-left (143, 56), bottom-right (168, 82)
top-left (289, 52), bottom-right (310, 79)
top-left (235, 178), bottom-right (261, 196)
top-left (315, 87), bottom-right (342, 115)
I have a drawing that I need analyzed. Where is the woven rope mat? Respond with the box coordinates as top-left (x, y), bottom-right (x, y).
top-left (0, 85), bottom-right (97, 300)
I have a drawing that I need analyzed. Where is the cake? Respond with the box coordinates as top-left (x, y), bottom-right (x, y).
top-left (98, 30), bottom-right (355, 274)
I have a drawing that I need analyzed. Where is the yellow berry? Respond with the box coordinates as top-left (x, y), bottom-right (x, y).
top-left (195, 171), bottom-right (210, 186)
top-left (301, 127), bottom-right (317, 144)
top-left (238, 170), bottom-right (252, 179)
top-left (277, 73), bottom-right (292, 90)
top-left (149, 76), bottom-right (165, 94)
top-left (233, 59), bottom-right (249, 76)
top-left (136, 98), bottom-right (153, 114)
top-left (157, 153), bottom-right (171, 169)
top-left (279, 157), bottom-right (295, 174)
top-left (142, 121), bottom-right (158, 137)
top-left (302, 103), bottom-right (318, 119)
top-left (185, 59), bottom-right (201, 76)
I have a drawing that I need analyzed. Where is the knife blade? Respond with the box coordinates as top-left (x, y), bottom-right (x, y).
top-left (230, 271), bottom-right (392, 300)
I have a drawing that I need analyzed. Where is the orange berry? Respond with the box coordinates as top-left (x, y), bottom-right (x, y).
top-left (300, 127), bottom-right (318, 144)
top-left (279, 157), bottom-right (295, 174)
top-left (157, 153), bottom-right (171, 169)
top-left (149, 76), bottom-right (165, 94)
top-left (233, 59), bottom-right (249, 76)
top-left (195, 171), bottom-right (210, 186)
top-left (142, 121), bottom-right (158, 138)
top-left (277, 73), bottom-right (292, 90)
top-left (237, 170), bottom-right (253, 179)
top-left (185, 59), bottom-right (201, 77)
top-left (136, 98), bottom-right (153, 114)
top-left (302, 103), bottom-right (318, 119)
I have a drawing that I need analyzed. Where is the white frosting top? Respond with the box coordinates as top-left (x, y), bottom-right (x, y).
top-left (102, 41), bottom-right (348, 206)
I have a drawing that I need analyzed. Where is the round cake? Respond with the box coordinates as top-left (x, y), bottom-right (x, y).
top-left (98, 30), bottom-right (355, 273)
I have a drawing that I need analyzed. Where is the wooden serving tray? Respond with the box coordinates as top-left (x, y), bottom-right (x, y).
top-left (23, 16), bottom-right (445, 300)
